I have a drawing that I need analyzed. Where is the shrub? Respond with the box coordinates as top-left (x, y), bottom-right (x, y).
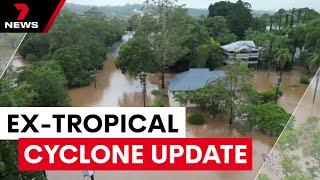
top-left (258, 173), bottom-right (271, 180)
top-left (154, 99), bottom-right (165, 107)
top-left (299, 75), bottom-right (310, 84)
top-left (187, 112), bottom-right (206, 125)
top-left (246, 103), bottom-right (291, 136)
top-left (26, 53), bottom-right (40, 61)
top-left (151, 89), bottom-right (162, 95)
top-left (259, 88), bottom-right (282, 104)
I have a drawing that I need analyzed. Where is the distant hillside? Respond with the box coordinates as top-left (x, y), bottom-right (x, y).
top-left (65, 3), bottom-right (208, 17)
top-left (253, 10), bottom-right (275, 16)
top-left (65, 3), bottom-right (274, 18)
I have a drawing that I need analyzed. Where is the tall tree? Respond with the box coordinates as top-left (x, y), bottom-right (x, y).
top-left (226, 59), bottom-right (252, 124)
top-left (208, 0), bottom-right (253, 38)
top-left (307, 51), bottom-right (320, 103)
top-left (208, 1), bottom-right (234, 17)
top-left (201, 16), bottom-right (237, 44)
top-left (227, 0), bottom-right (253, 38)
top-left (145, 0), bottom-right (190, 88)
top-left (0, 79), bottom-right (45, 180)
top-left (116, 35), bottom-right (156, 76)
top-left (275, 9), bottom-right (286, 30)
top-left (274, 48), bottom-right (292, 101)
top-left (19, 61), bottom-right (70, 107)
top-left (308, 51), bottom-right (320, 71)
top-left (52, 45), bottom-right (91, 87)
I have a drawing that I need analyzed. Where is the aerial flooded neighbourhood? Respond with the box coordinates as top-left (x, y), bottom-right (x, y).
top-left (0, 0), bottom-right (320, 180)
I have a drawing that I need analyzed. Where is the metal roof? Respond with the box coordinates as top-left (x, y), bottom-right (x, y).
top-left (168, 69), bottom-right (226, 92)
top-left (221, 41), bottom-right (259, 52)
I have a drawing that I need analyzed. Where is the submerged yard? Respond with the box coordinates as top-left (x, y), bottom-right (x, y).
top-left (64, 59), bottom-right (309, 180)
top-left (10, 33), bottom-right (311, 180)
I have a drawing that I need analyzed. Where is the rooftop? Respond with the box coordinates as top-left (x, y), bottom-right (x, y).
top-left (221, 41), bottom-right (259, 52)
top-left (168, 69), bottom-right (226, 92)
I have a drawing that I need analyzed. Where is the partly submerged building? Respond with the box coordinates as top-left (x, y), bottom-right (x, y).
top-left (221, 41), bottom-right (260, 65)
top-left (168, 69), bottom-right (226, 107)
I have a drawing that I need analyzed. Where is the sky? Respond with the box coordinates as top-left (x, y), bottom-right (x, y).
top-left (68, 0), bottom-right (320, 11)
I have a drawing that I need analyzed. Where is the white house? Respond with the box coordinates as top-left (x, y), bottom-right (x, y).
top-left (221, 41), bottom-right (260, 65)
top-left (168, 69), bottom-right (226, 107)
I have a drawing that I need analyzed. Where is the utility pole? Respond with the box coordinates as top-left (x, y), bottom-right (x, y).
top-left (313, 72), bottom-right (319, 104)
top-left (138, 72), bottom-right (147, 107)
top-left (91, 69), bottom-right (98, 88)
top-left (43, 171), bottom-right (47, 180)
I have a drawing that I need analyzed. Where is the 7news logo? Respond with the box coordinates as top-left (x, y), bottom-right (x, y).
top-left (4, 3), bottom-right (38, 29)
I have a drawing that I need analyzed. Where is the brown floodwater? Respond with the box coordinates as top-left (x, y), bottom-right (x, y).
top-left (252, 70), bottom-right (309, 113)
top-left (47, 33), bottom-right (314, 180)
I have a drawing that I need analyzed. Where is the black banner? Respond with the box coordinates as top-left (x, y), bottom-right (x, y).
top-left (0, 0), bottom-right (66, 32)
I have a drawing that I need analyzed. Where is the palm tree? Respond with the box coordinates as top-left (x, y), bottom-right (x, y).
top-left (274, 48), bottom-right (292, 102)
top-left (276, 9), bottom-right (286, 30)
top-left (308, 51), bottom-right (320, 103)
top-left (289, 8), bottom-right (296, 27)
top-left (269, 16), bottom-right (273, 31)
top-left (174, 92), bottom-right (188, 106)
top-left (308, 51), bottom-right (320, 71)
top-left (265, 34), bottom-right (276, 78)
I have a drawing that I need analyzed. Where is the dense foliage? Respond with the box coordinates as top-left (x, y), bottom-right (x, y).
top-left (246, 103), bottom-right (291, 135)
top-left (154, 99), bottom-right (165, 107)
top-left (187, 60), bottom-right (289, 134)
top-left (19, 8), bottom-right (125, 87)
top-left (208, 0), bottom-right (253, 38)
top-left (1, 1), bottom-right (320, 179)
top-left (187, 112), bottom-right (206, 125)
top-left (0, 7), bottom-right (126, 180)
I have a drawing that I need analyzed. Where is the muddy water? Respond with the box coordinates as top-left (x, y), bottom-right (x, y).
top-left (252, 70), bottom-right (309, 113)
top-left (48, 33), bottom-right (312, 180)
top-left (69, 60), bottom-right (159, 107)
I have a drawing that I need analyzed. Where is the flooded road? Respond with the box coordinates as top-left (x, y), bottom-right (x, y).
top-left (48, 33), bottom-right (313, 180)
top-left (69, 32), bottom-right (158, 107)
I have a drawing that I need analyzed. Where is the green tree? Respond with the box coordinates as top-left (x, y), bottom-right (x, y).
top-left (281, 155), bottom-right (303, 177)
top-left (116, 35), bottom-right (156, 76)
top-left (192, 79), bottom-right (233, 116)
top-left (258, 173), bottom-right (271, 180)
top-left (246, 103), bottom-right (291, 135)
top-left (274, 48), bottom-right (292, 101)
top-left (226, 59), bottom-right (252, 124)
top-left (277, 129), bottom-right (299, 153)
top-left (227, 0), bottom-right (253, 38)
top-left (307, 51), bottom-right (320, 71)
top-left (189, 43), bottom-right (210, 68)
top-left (148, 3), bottom-right (190, 88)
top-left (20, 61), bottom-right (70, 106)
top-left (201, 16), bottom-right (237, 44)
top-left (252, 13), bottom-right (269, 31)
top-left (173, 92), bottom-right (188, 106)
top-left (0, 79), bottom-right (36, 107)
top-left (19, 34), bottom-right (51, 60)
top-left (0, 80), bottom-right (45, 180)
top-left (52, 45), bottom-right (91, 87)
top-left (274, 9), bottom-right (286, 30)
top-left (209, 0), bottom-right (254, 38)
top-left (244, 28), bottom-right (269, 47)
top-left (208, 1), bottom-right (234, 18)
top-left (304, 18), bottom-right (320, 50)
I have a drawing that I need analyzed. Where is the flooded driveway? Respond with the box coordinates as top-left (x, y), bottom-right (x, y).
top-left (48, 33), bottom-right (312, 180)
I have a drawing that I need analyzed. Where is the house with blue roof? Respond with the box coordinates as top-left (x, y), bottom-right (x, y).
top-left (168, 68), bottom-right (226, 107)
